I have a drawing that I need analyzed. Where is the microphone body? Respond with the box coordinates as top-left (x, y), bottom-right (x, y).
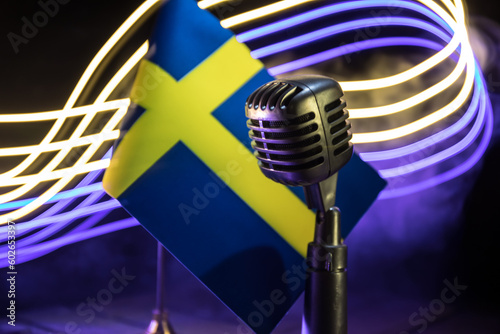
top-left (246, 75), bottom-right (352, 334)
top-left (246, 75), bottom-right (352, 212)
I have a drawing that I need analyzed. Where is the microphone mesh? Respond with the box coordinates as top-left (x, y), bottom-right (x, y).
top-left (245, 75), bottom-right (353, 186)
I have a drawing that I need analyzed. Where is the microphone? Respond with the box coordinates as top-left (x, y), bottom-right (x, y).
top-left (245, 75), bottom-right (353, 213)
top-left (245, 75), bottom-right (352, 334)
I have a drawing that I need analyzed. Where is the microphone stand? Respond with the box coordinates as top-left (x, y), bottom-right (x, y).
top-left (145, 242), bottom-right (176, 334)
top-left (302, 174), bottom-right (348, 334)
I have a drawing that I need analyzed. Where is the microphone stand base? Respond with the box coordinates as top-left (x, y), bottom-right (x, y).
top-left (145, 310), bottom-right (176, 334)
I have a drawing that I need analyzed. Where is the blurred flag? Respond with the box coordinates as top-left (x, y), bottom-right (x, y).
top-left (103, 0), bottom-right (385, 333)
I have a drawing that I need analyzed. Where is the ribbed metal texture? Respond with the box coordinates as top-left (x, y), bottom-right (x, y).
top-left (246, 83), bottom-right (326, 174)
top-left (245, 76), bottom-right (353, 186)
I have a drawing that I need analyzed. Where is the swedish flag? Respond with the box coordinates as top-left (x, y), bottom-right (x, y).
top-left (104, 0), bottom-right (385, 333)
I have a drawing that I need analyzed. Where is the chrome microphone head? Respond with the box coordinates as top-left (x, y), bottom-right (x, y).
top-left (245, 75), bottom-right (353, 190)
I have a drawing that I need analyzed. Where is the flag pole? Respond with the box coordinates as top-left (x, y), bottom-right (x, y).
top-left (145, 242), bottom-right (176, 334)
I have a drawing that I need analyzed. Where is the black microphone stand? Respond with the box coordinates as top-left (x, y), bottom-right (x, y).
top-left (302, 174), bottom-right (347, 334)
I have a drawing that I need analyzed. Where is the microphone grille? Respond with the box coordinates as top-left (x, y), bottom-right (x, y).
top-left (246, 82), bottom-right (302, 111)
top-left (245, 76), bottom-right (353, 186)
top-left (249, 112), bottom-right (324, 174)
top-left (325, 99), bottom-right (352, 157)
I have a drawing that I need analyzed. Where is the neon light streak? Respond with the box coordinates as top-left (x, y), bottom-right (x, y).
top-left (268, 37), bottom-right (449, 76)
top-left (360, 76), bottom-right (482, 162)
top-left (0, 1), bottom-right (158, 225)
top-left (0, 183), bottom-right (104, 211)
top-left (64, 0), bottom-right (159, 109)
top-left (0, 100), bottom-right (128, 123)
top-left (0, 167), bottom-right (106, 242)
top-left (251, 17), bottom-right (453, 59)
top-left (0, 131), bottom-right (120, 157)
top-left (379, 81), bottom-right (486, 178)
top-left (16, 190), bottom-right (108, 248)
top-left (379, 90), bottom-right (493, 199)
top-left (234, 0), bottom-right (492, 196)
top-left (0, 1), bottom-right (151, 264)
top-left (1, 218), bottom-right (139, 264)
top-left (237, 0), bottom-right (449, 43)
top-left (95, 41), bottom-right (149, 103)
top-left (197, 0), bottom-right (227, 10)
top-left (351, 51), bottom-right (475, 143)
top-left (0, 149), bottom-right (110, 212)
top-left (0, 98), bottom-right (127, 220)
top-left (348, 48), bottom-right (466, 118)
top-left (253, 17), bottom-right (463, 94)
top-left (254, 0), bottom-right (476, 143)
top-left (0, 0), bottom-right (159, 187)
top-left (220, 0), bottom-right (313, 28)
top-left (5, 200), bottom-right (121, 233)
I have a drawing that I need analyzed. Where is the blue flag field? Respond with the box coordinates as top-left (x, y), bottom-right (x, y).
top-left (103, 0), bottom-right (385, 333)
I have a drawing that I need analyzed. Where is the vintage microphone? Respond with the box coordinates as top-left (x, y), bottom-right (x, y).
top-left (245, 75), bottom-right (353, 334)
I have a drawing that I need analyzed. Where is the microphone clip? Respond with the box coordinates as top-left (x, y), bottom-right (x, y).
top-left (303, 173), bottom-right (338, 213)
